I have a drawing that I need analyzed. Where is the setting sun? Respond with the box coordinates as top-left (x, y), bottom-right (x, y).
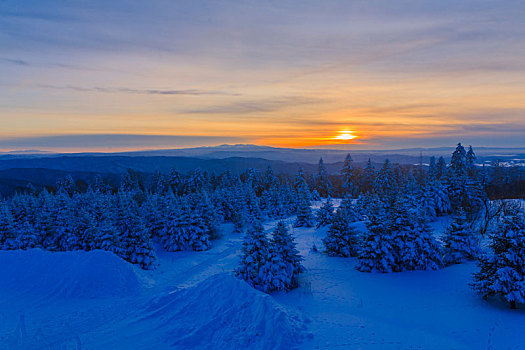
top-left (334, 131), bottom-right (357, 141)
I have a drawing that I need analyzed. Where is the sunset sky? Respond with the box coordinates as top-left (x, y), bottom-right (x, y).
top-left (1, 0), bottom-right (524, 151)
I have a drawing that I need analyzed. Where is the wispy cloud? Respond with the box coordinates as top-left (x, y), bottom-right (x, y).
top-left (0, 134), bottom-right (246, 151)
top-left (37, 85), bottom-right (239, 96)
top-left (1, 58), bottom-right (30, 66)
top-left (184, 96), bottom-right (326, 114)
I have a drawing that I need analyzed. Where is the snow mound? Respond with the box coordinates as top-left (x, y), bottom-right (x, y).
top-left (142, 273), bottom-right (306, 349)
top-left (0, 249), bottom-right (141, 299)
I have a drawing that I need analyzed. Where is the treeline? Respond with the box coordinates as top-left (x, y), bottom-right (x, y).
top-left (0, 167), bottom-right (301, 269)
top-left (0, 143), bottom-right (522, 272)
top-left (236, 143), bottom-right (525, 307)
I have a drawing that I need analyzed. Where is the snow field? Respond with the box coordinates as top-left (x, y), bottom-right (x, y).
top-left (1, 212), bottom-right (525, 349)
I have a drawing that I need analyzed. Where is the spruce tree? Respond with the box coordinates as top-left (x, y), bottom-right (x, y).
top-left (294, 194), bottom-right (315, 228)
top-left (357, 205), bottom-right (396, 272)
top-left (315, 158), bottom-right (332, 197)
top-left (337, 195), bottom-right (361, 222)
top-left (428, 156), bottom-right (437, 181)
top-left (0, 204), bottom-right (16, 250)
top-left (466, 145), bottom-right (477, 178)
top-left (265, 221), bottom-right (304, 291)
top-left (358, 195), bottom-right (442, 272)
top-left (362, 158), bottom-right (376, 193)
top-left (341, 153), bottom-right (357, 196)
top-left (316, 197), bottom-right (334, 228)
top-left (95, 216), bottom-right (121, 255)
top-left (472, 209), bottom-right (525, 309)
top-left (272, 221), bottom-right (304, 277)
top-left (192, 192), bottom-right (221, 239)
top-left (35, 190), bottom-right (58, 250)
top-left (323, 211), bottom-right (360, 257)
top-left (263, 165), bottom-right (279, 190)
top-left (425, 180), bottom-right (451, 216)
top-left (448, 143), bottom-right (468, 210)
top-left (442, 208), bottom-right (480, 265)
top-left (389, 196), bottom-right (442, 271)
top-left (162, 201), bottom-right (211, 252)
top-left (374, 159), bottom-right (395, 198)
top-left (236, 221), bottom-right (272, 292)
top-left (294, 168), bottom-right (307, 191)
top-left (436, 156), bottom-right (447, 180)
top-left (16, 221), bottom-right (39, 250)
top-left (116, 193), bottom-right (157, 269)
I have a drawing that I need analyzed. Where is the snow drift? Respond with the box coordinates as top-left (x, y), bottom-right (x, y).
top-left (138, 273), bottom-right (306, 350)
top-left (0, 249), bottom-right (141, 299)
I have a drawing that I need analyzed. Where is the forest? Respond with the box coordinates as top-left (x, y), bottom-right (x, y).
top-left (1, 143), bottom-right (524, 307)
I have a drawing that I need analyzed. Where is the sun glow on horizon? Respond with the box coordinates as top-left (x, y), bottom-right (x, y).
top-left (334, 131), bottom-right (357, 141)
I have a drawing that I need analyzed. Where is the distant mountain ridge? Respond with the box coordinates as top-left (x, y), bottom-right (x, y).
top-left (0, 144), bottom-right (523, 196)
top-left (2, 144), bottom-right (524, 164)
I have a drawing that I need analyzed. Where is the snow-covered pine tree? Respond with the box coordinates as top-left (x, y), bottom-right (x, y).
top-left (0, 202), bottom-right (16, 249)
top-left (272, 221), bottom-right (304, 280)
top-left (294, 191), bottom-right (315, 228)
top-left (279, 185), bottom-right (298, 217)
top-left (162, 198), bottom-right (211, 252)
top-left (116, 193), bottom-right (157, 269)
top-left (407, 214), bottom-right (443, 271)
top-left (263, 165), bottom-right (279, 190)
top-left (472, 208), bottom-right (525, 308)
top-left (448, 143), bottom-right (469, 211)
top-left (140, 193), bottom-right (166, 239)
top-left (428, 156), bottom-right (437, 181)
top-left (53, 191), bottom-right (77, 251)
top-left (188, 191), bottom-right (221, 240)
top-left (236, 220), bottom-right (272, 292)
top-left (56, 174), bottom-right (76, 197)
top-left (230, 190), bottom-right (249, 233)
top-left (426, 180), bottom-right (451, 216)
top-left (119, 172), bottom-right (138, 194)
top-left (264, 188), bottom-right (287, 219)
top-left (310, 189), bottom-right (321, 201)
top-left (374, 159), bottom-right (395, 199)
top-left (161, 200), bottom-right (184, 250)
top-left (95, 217), bottom-right (121, 254)
top-left (337, 195), bottom-right (361, 222)
top-left (77, 206), bottom-right (98, 251)
top-left (316, 197), bottom-right (334, 228)
top-left (442, 208), bottom-right (480, 265)
top-left (389, 195), bottom-right (442, 271)
top-left (357, 203), bottom-right (396, 272)
top-left (294, 168), bottom-right (308, 192)
top-left (16, 221), bottom-right (39, 250)
top-left (315, 158), bottom-right (332, 197)
top-left (436, 156), bottom-right (447, 180)
top-left (261, 221), bottom-right (305, 291)
top-left (361, 158), bottom-right (376, 193)
top-left (91, 175), bottom-right (110, 194)
top-left (417, 185), bottom-right (437, 220)
top-left (167, 168), bottom-right (183, 195)
top-left (34, 190), bottom-right (58, 250)
top-left (184, 168), bottom-right (208, 194)
top-left (244, 187), bottom-right (264, 223)
top-left (152, 170), bottom-right (171, 194)
top-left (466, 145), bottom-right (477, 178)
top-left (323, 211), bottom-right (360, 257)
top-left (341, 153), bottom-right (357, 196)
top-left (356, 192), bottom-right (383, 220)
top-left (183, 206), bottom-right (212, 251)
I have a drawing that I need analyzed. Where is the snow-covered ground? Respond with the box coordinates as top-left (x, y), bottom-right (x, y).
top-left (1, 214), bottom-right (524, 349)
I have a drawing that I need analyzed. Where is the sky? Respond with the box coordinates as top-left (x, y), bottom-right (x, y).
top-left (1, 0), bottom-right (524, 151)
